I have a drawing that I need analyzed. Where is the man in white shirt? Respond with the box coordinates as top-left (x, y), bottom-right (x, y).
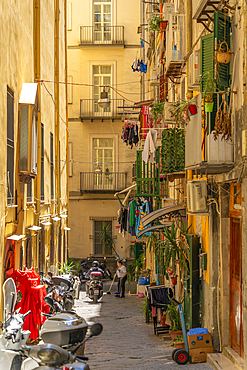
top-left (114, 260), bottom-right (127, 298)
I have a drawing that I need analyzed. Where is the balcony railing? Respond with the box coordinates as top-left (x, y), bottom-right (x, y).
top-left (80, 99), bottom-right (125, 119)
top-left (80, 172), bottom-right (127, 193)
top-left (80, 26), bottom-right (124, 45)
top-left (185, 93), bottom-right (234, 174)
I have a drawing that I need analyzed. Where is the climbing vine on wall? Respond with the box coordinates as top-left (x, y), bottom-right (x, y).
top-left (161, 127), bottom-right (185, 174)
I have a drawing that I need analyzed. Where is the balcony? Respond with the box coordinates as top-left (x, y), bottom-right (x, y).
top-left (80, 26), bottom-right (124, 46)
top-left (165, 14), bottom-right (185, 80)
top-left (185, 93), bottom-right (234, 175)
top-left (80, 99), bottom-right (125, 120)
top-left (80, 172), bottom-right (127, 193)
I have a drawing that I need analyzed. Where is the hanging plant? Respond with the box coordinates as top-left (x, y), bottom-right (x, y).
top-left (168, 97), bottom-right (198, 125)
top-left (150, 101), bottom-right (165, 125)
top-left (214, 95), bottom-right (231, 141)
top-left (200, 70), bottom-right (217, 113)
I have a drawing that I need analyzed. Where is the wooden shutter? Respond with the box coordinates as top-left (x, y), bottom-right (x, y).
top-left (200, 33), bottom-right (214, 93)
top-left (214, 11), bottom-right (231, 89)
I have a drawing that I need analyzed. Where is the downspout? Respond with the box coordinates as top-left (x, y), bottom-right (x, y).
top-left (34, 0), bottom-right (41, 271)
top-left (186, 0), bottom-right (192, 101)
top-left (64, 0), bottom-right (69, 264)
top-left (54, 0), bottom-right (60, 265)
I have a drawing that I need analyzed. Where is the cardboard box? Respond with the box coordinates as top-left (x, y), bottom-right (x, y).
top-left (188, 333), bottom-right (213, 349)
top-left (190, 347), bottom-right (214, 363)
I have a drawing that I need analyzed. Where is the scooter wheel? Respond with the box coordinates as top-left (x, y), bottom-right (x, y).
top-left (172, 348), bottom-right (181, 361)
top-left (174, 349), bottom-right (189, 365)
top-left (93, 295), bottom-right (98, 303)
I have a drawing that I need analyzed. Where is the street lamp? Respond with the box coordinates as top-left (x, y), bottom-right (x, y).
top-left (97, 89), bottom-right (111, 109)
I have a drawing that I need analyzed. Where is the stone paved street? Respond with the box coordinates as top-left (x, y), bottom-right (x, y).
top-left (74, 281), bottom-right (214, 370)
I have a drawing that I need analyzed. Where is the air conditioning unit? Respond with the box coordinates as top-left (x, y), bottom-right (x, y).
top-left (150, 67), bottom-right (159, 86)
top-left (187, 180), bottom-right (208, 214)
top-left (188, 50), bottom-right (200, 91)
top-left (164, 102), bottom-right (176, 123)
top-left (163, 3), bottom-right (175, 21)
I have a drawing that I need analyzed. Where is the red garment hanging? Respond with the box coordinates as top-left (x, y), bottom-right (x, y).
top-left (11, 267), bottom-right (50, 340)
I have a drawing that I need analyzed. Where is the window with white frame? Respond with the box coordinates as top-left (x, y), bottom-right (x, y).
top-left (93, 65), bottom-right (111, 113)
top-left (93, 138), bottom-right (114, 186)
top-left (93, 0), bottom-right (112, 42)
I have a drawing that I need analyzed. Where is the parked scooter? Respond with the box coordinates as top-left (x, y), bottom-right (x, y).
top-left (0, 278), bottom-right (31, 370)
top-left (99, 258), bottom-right (113, 280)
top-left (85, 270), bottom-right (103, 303)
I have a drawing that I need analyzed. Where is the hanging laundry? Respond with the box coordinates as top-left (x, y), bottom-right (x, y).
top-left (121, 120), bottom-right (139, 148)
top-left (131, 57), bottom-right (147, 73)
top-left (142, 129), bottom-right (157, 164)
top-left (135, 199), bottom-right (152, 239)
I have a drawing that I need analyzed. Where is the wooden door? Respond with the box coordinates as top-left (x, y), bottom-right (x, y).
top-left (230, 214), bottom-right (243, 357)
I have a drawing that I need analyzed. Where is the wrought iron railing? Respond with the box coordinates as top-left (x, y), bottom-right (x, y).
top-left (80, 99), bottom-right (125, 118)
top-left (80, 172), bottom-right (127, 193)
top-left (80, 26), bottom-right (124, 45)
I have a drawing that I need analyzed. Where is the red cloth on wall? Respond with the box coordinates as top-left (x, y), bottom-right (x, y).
top-left (11, 267), bottom-right (49, 340)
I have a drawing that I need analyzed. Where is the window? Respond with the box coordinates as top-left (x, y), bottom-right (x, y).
top-left (93, 65), bottom-right (111, 113)
top-left (94, 220), bottom-right (112, 255)
top-left (68, 142), bottom-right (73, 177)
top-left (93, 0), bottom-right (112, 42)
top-left (50, 133), bottom-right (54, 200)
top-left (19, 83), bottom-right (39, 179)
top-left (7, 87), bottom-right (14, 204)
top-left (41, 123), bottom-right (44, 200)
top-left (93, 138), bottom-right (114, 186)
top-left (27, 180), bottom-right (32, 202)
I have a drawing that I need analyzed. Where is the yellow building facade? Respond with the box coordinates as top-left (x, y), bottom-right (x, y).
top-left (67, 0), bottom-right (141, 260)
top-left (0, 0), bottom-right (68, 313)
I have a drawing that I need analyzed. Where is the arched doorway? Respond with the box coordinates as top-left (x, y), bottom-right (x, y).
top-left (4, 239), bottom-right (15, 280)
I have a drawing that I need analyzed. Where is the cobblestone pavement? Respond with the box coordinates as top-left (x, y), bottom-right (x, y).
top-left (74, 281), bottom-right (214, 370)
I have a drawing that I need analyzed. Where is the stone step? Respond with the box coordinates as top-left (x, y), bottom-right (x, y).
top-left (223, 347), bottom-right (244, 370)
top-left (207, 353), bottom-right (240, 370)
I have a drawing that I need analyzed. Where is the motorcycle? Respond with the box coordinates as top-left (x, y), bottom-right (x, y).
top-left (79, 261), bottom-right (90, 282)
top-left (0, 278), bottom-right (103, 370)
top-left (85, 271), bottom-right (103, 303)
top-left (99, 259), bottom-right (113, 280)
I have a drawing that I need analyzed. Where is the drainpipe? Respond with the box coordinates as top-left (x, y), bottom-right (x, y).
top-left (64, 0), bottom-right (68, 264)
top-left (186, 0), bottom-right (192, 100)
top-left (34, 0), bottom-right (41, 270)
top-left (54, 0), bottom-right (60, 265)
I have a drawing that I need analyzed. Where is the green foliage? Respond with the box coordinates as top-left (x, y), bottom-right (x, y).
top-left (127, 253), bottom-right (144, 282)
top-left (166, 299), bottom-right (182, 331)
top-left (161, 127), bottom-right (185, 174)
top-left (58, 261), bottom-right (75, 275)
top-left (200, 70), bottom-right (217, 102)
top-left (150, 102), bottom-right (165, 125)
top-left (99, 223), bottom-right (116, 254)
top-left (148, 13), bottom-right (163, 32)
top-left (163, 221), bottom-right (190, 277)
top-left (169, 97), bottom-right (197, 124)
top-left (173, 335), bottom-right (184, 343)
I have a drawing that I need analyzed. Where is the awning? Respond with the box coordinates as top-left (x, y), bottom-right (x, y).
top-left (7, 234), bottom-right (26, 241)
top-left (141, 205), bottom-right (186, 227)
top-left (28, 225), bottom-right (42, 231)
top-left (64, 227), bottom-right (71, 231)
top-left (52, 217), bottom-right (60, 222)
top-left (19, 83), bottom-right (40, 111)
top-left (137, 224), bottom-right (172, 238)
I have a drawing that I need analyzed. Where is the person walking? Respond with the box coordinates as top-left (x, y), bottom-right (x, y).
top-left (114, 260), bottom-right (127, 298)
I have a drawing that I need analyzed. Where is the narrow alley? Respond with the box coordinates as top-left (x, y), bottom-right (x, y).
top-left (75, 282), bottom-right (214, 370)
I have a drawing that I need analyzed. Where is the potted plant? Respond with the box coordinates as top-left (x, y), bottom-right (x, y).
top-left (169, 97), bottom-right (197, 125)
top-left (173, 335), bottom-right (185, 350)
top-left (148, 12), bottom-right (167, 33)
top-left (166, 299), bottom-right (183, 341)
top-left (58, 261), bottom-right (75, 275)
top-left (150, 101), bottom-right (165, 125)
top-left (200, 70), bottom-right (217, 113)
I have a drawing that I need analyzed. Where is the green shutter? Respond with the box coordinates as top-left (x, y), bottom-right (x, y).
top-left (200, 33), bottom-right (214, 93)
top-left (214, 11), bottom-right (231, 89)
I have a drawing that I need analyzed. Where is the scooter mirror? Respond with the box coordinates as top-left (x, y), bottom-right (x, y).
top-left (90, 323), bottom-right (103, 337)
top-left (44, 296), bottom-right (54, 309)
